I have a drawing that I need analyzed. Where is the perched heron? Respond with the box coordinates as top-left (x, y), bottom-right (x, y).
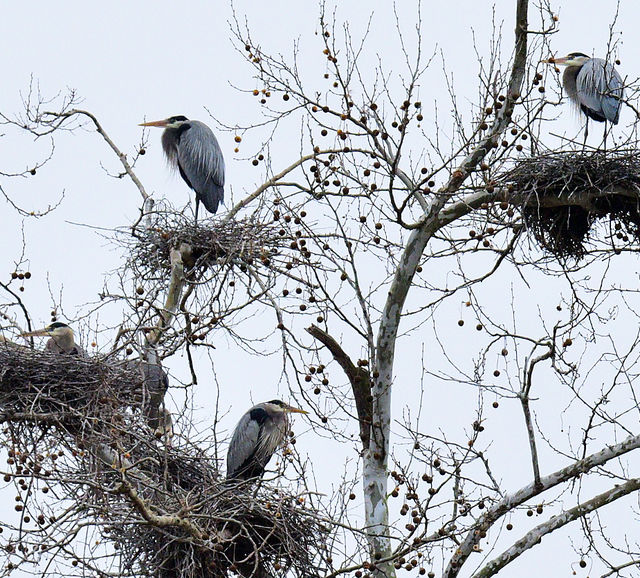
top-left (21, 322), bottom-right (85, 356)
top-left (543, 53), bottom-right (623, 129)
top-left (139, 116), bottom-right (225, 220)
top-left (226, 400), bottom-right (307, 480)
top-left (126, 359), bottom-right (170, 435)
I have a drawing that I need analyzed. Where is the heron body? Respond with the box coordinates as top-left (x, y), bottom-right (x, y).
top-left (21, 322), bottom-right (85, 356)
top-left (226, 400), bottom-right (307, 480)
top-left (546, 53), bottom-right (623, 124)
top-left (140, 116), bottom-right (225, 220)
top-left (126, 359), bottom-right (170, 433)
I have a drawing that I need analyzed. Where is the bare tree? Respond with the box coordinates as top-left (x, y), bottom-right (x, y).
top-left (1, 1), bottom-right (640, 577)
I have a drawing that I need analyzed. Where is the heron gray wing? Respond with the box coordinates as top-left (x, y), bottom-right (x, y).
top-left (226, 411), bottom-right (262, 478)
top-left (576, 58), bottom-right (623, 124)
top-left (176, 120), bottom-right (225, 214)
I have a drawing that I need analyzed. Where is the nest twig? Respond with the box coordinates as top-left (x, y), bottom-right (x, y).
top-left (127, 212), bottom-right (285, 275)
top-left (0, 343), bottom-right (328, 578)
top-left (500, 150), bottom-right (640, 258)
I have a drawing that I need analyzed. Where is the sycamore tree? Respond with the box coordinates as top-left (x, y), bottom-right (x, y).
top-left (1, 1), bottom-right (640, 577)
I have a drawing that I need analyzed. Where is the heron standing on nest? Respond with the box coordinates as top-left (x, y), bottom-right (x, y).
top-left (226, 400), bottom-right (307, 480)
top-left (139, 116), bottom-right (225, 221)
top-left (21, 322), bottom-right (85, 356)
top-left (543, 52), bottom-right (623, 141)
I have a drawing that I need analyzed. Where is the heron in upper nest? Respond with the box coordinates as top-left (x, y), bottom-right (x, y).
top-left (21, 322), bottom-right (85, 356)
top-left (139, 116), bottom-right (225, 221)
top-left (543, 52), bottom-right (623, 140)
top-left (226, 400), bottom-right (307, 481)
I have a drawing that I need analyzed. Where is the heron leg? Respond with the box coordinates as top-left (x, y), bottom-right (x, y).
top-left (195, 198), bottom-right (200, 223)
top-left (582, 119), bottom-right (589, 149)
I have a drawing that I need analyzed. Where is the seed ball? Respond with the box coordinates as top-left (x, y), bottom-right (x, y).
top-left (340, 272), bottom-right (347, 281)
top-left (24, 272), bottom-right (31, 279)
top-left (458, 320), bottom-right (464, 327)
top-left (322, 378), bottom-right (329, 386)
top-left (579, 560), bottom-right (586, 568)
top-left (506, 523), bottom-right (513, 530)
top-left (493, 369), bottom-right (500, 377)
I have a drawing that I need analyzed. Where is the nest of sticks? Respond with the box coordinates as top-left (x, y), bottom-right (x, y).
top-left (0, 342), bottom-right (328, 578)
top-left (127, 212), bottom-right (285, 276)
top-left (500, 150), bottom-right (640, 258)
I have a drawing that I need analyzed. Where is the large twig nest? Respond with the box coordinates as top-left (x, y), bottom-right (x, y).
top-left (0, 343), bottom-right (154, 437)
top-left (113, 474), bottom-right (328, 578)
top-left (127, 213), bottom-right (286, 275)
top-left (500, 150), bottom-right (640, 258)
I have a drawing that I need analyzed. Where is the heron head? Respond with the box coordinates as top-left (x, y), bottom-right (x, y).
top-left (139, 115), bottom-right (189, 129)
top-left (543, 52), bottom-right (590, 67)
top-left (21, 321), bottom-right (73, 339)
top-left (266, 400), bottom-right (308, 415)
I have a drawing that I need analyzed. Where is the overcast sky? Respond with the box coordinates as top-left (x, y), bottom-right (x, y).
top-left (1, 1), bottom-right (639, 576)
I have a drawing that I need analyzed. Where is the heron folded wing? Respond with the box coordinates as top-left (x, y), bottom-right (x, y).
top-left (226, 411), bottom-right (262, 479)
top-left (176, 120), bottom-right (225, 214)
top-left (576, 58), bottom-right (623, 124)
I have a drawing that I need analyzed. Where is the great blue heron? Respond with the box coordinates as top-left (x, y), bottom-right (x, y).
top-left (126, 359), bottom-right (171, 437)
top-left (226, 400), bottom-right (307, 480)
top-left (21, 322), bottom-right (85, 356)
top-left (544, 53), bottom-right (623, 134)
top-left (139, 116), bottom-right (225, 220)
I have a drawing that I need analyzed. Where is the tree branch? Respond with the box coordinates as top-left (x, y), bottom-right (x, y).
top-left (472, 478), bottom-right (640, 578)
top-left (306, 324), bottom-right (372, 448)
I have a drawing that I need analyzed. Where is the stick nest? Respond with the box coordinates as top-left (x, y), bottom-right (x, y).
top-left (500, 150), bottom-right (640, 258)
top-left (0, 343), bottom-right (328, 578)
top-left (128, 213), bottom-right (285, 275)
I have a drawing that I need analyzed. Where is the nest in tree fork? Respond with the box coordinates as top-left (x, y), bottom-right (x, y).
top-left (0, 343), bottom-right (328, 578)
top-left (113, 475), bottom-right (328, 578)
top-left (500, 150), bottom-right (640, 258)
top-left (129, 214), bottom-right (285, 275)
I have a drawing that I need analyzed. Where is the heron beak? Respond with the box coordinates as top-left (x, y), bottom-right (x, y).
top-left (285, 405), bottom-right (308, 415)
top-left (138, 119), bottom-right (169, 128)
top-left (20, 327), bottom-right (53, 338)
top-left (543, 56), bottom-right (566, 65)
